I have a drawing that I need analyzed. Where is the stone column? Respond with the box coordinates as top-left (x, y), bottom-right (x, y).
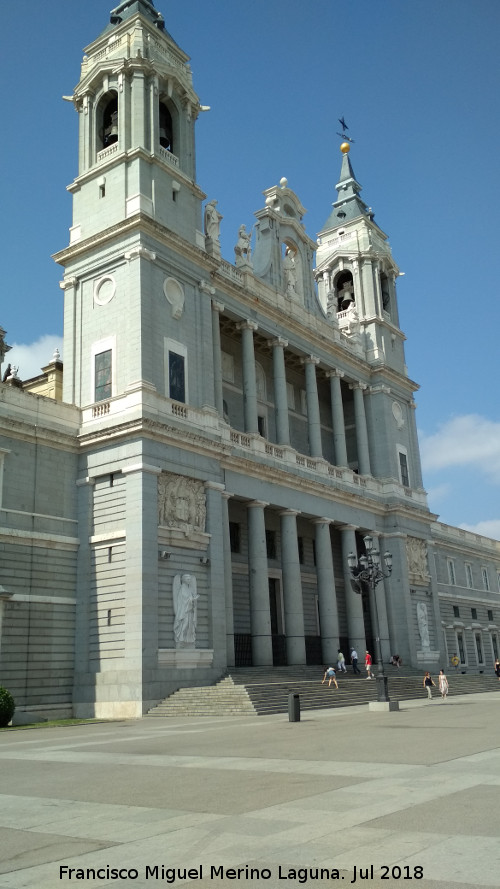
top-left (327, 370), bottom-right (348, 467)
top-left (302, 355), bottom-right (323, 458)
top-left (221, 492), bottom-right (235, 666)
top-left (279, 510), bottom-right (306, 665)
top-left (204, 482), bottom-right (227, 670)
top-left (247, 500), bottom-right (272, 665)
top-left (312, 518), bottom-right (340, 663)
top-left (351, 382), bottom-right (371, 476)
top-left (237, 320), bottom-right (259, 434)
top-left (271, 337), bottom-right (290, 445)
top-left (211, 300), bottom-right (225, 417)
top-left (340, 525), bottom-right (366, 653)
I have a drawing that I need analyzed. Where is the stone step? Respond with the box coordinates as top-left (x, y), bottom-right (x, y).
top-left (146, 670), bottom-right (499, 718)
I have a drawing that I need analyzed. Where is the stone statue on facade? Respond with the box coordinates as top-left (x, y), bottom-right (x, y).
top-left (173, 573), bottom-right (198, 646)
top-left (204, 200), bottom-right (222, 256)
top-left (283, 247), bottom-right (297, 296)
top-left (417, 601), bottom-right (431, 651)
top-left (234, 224), bottom-right (252, 267)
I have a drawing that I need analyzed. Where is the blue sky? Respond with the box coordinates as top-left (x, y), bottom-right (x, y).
top-left (2, 0), bottom-right (500, 537)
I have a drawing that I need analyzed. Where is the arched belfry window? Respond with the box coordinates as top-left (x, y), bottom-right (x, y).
top-left (159, 101), bottom-right (174, 153)
top-left (335, 270), bottom-right (354, 312)
top-left (380, 272), bottom-right (391, 313)
top-left (98, 91), bottom-right (119, 151)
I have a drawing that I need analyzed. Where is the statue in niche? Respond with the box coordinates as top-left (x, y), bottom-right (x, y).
top-left (158, 473), bottom-right (206, 535)
top-left (234, 224), bottom-right (252, 267)
top-left (204, 200), bottom-right (222, 244)
top-left (417, 601), bottom-right (431, 651)
top-left (406, 537), bottom-right (428, 583)
top-left (173, 573), bottom-right (198, 646)
top-left (283, 247), bottom-right (297, 296)
top-left (338, 281), bottom-right (354, 311)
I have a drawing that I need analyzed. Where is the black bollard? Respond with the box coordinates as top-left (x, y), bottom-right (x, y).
top-left (288, 692), bottom-right (300, 722)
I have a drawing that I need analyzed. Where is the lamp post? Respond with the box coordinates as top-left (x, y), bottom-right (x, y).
top-left (347, 535), bottom-right (392, 703)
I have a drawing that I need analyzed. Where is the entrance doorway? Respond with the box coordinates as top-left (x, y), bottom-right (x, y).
top-left (269, 577), bottom-right (286, 665)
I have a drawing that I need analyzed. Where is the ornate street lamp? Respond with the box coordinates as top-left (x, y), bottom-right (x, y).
top-left (347, 535), bottom-right (393, 703)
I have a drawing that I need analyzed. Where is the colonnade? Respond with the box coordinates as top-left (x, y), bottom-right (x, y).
top-left (204, 482), bottom-right (391, 668)
top-left (212, 302), bottom-right (372, 473)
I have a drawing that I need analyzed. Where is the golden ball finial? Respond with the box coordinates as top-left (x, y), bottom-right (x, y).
top-left (340, 142), bottom-right (350, 154)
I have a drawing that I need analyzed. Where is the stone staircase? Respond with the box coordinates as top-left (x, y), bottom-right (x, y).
top-left (146, 667), bottom-right (500, 718)
top-left (146, 676), bottom-right (257, 717)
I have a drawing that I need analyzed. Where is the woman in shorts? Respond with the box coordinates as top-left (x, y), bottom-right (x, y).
top-left (321, 666), bottom-right (338, 689)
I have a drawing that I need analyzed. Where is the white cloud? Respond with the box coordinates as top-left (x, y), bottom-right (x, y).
top-left (420, 415), bottom-right (500, 484)
top-left (5, 335), bottom-right (63, 382)
top-left (459, 519), bottom-right (500, 541)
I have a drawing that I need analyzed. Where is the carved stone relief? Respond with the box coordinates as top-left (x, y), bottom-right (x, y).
top-left (158, 472), bottom-right (206, 534)
top-left (406, 536), bottom-right (429, 584)
top-left (163, 277), bottom-right (185, 319)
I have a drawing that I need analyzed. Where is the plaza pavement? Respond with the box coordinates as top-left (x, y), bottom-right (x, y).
top-left (1, 692), bottom-right (500, 889)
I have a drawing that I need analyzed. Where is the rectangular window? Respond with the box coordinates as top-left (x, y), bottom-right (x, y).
top-left (471, 607), bottom-right (477, 621)
top-left (398, 451), bottom-right (409, 487)
top-left (229, 522), bottom-right (241, 554)
top-left (482, 567), bottom-right (490, 591)
top-left (286, 382), bottom-right (295, 410)
top-left (297, 536), bottom-right (304, 564)
top-left (448, 560), bottom-right (456, 586)
top-left (266, 530), bottom-right (277, 560)
top-left (453, 605), bottom-right (460, 618)
top-left (94, 349), bottom-right (112, 402)
top-left (488, 609), bottom-right (494, 622)
top-left (497, 572), bottom-right (500, 593)
top-left (169, 351), bottom-right (185, 403)
top-left (257, 414), bottom-right (267, 438)
top-left (465, 562), bottom-right (473, 589)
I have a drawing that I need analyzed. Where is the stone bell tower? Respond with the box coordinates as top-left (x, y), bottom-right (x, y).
top-left (55, 0), bottom-right (207, 406)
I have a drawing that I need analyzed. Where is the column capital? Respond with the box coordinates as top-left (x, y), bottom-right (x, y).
top-left (221, 491), bottom-right (233, 501)
top-left (349, 381), bottom-right (367, 392)
top-left (325, 368), bottom-right (344, 380)
top-left (199, 279), bottom-right (215, 295)
top-left (237, 319), bottom-right (258, 333)
top-left (248, 500), bottom-right (269, 509)
top-left (278, 508), bottom-right (300, 518)
top-left (211, 299), bottom-right (224, 312)
top-left (339, 523), bottom-right (358, 532)
top-left (301, 354), bottom-right (319, 367)
top-left (204, 481), bottom-right (225, 493)
top-left (311, 516), bottom-right (333, 526)
top-left (271, 336), bottom-right (288, 349)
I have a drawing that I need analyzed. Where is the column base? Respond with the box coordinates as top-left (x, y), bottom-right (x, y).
top-left (369, 701), bottom-right (400, 712)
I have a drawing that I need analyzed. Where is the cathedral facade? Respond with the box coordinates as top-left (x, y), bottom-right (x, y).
top-left (1, 0), bottom-right (499, 718)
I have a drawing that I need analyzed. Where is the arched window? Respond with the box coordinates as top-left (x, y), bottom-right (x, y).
top-left (380, 272), bottom-right (391, 313)
top-left (159, 101), bottom-right (174, 152)
top-left (335, 270), bottom-right (354, 312)
top-left (97, 91), bottom-right (119, 151)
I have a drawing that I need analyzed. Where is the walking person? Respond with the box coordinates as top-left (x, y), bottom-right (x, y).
top-left (350, 648), bottom-right (361, 674)
top-left (322, 666), bottom-right (338, 689)
top-left (364, 650), bottom-right (373, 679)
top-left (337, 650), bottom-right (347, 673)
top-left (494, 658), bottom-right (500, 681)
top-left (438, 668), bottom-right (449, 700)
top-left (423, 671), bottom-right (435, 700)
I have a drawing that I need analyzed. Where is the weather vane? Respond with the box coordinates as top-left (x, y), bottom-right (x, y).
top-left (336, 117), bottom-right (355, 144)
